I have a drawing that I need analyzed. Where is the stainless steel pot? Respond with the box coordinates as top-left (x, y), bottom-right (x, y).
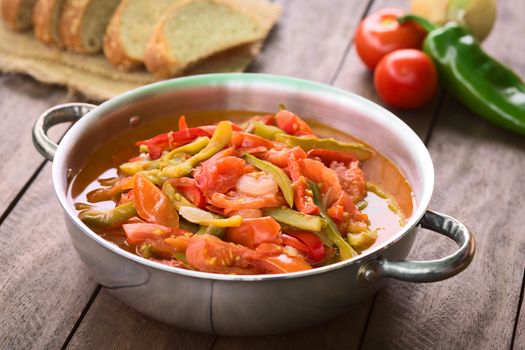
top-left (32, 73), bottom-right (475, 336)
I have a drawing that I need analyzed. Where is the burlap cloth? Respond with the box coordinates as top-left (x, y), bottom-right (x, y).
top-left (0, 0), bottom-right (281, 101)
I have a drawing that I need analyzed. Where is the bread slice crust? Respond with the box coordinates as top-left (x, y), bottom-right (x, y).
top-left (1, 0), bottom-right (36, 31)
top-left (33, 0), bottom-right (64, 46)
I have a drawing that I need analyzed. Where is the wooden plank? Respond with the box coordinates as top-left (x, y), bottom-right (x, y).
top-left (249, 0), bottom-right (371, 83)
top-left (66, 289), bottom-right (215, 350)
top-left (0, 74), bottom-right (67, 216)
top-left (331, 0), bottom-right (440, 139)
top-left (65, 1), bottom-right (375, 349)
top-left (0, 165), bottom-right (98, 349)
top-left (360, 0), bottom-right (525, 348)
top-left (213, 301), bottom-right (372, 350)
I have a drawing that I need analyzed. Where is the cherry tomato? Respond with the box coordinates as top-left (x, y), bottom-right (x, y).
top-left (355, 8), bottom-right (426, 70)
top-left (225, 217), bottom-right (282, 249)
top-left (374, 49), bottom-right (438, 109)
top-left (133, 175), bottom-right (179, 227)
top-left (275, 110), bottom-right (315, 136)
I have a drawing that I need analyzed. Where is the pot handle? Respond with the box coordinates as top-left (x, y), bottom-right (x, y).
top-left (358, 210), bottom-right (475, 284)
top-left (32, 103), bottom-right (96, 161)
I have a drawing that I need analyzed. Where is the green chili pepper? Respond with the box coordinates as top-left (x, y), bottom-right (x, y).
top-left (243, 154), bottom-right (294, 207)
top-left (262, 207), bottom-right (325, 231)
top-left (309, 180), bottom-right (357, 260)
top-left (79, 202), bottom-right (137, 229)
top-left (399, 15), bottom-right (525, 136)
top-left (120, 160), bottom-right (160, 176)
top-left (163, 137), bottom-right (210, 160)
top-left (275, 134), bottom-right (373, 161)
top-left (252, 121), bottom-right (285, 140)
top-left (195, 225), bottom-right (225, 238)
top-left (162, 121), bottom-right (233, 178)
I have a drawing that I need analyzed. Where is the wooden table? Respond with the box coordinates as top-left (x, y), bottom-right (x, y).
top-left (1, 1), bottom-right (524, 349)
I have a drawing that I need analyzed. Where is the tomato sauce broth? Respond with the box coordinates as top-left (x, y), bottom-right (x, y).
top-left (69, 110), bottom-right (415, 256)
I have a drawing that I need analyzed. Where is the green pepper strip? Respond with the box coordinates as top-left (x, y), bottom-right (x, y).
top-left (309, 180), bottom-right (357, 260)
top-left (79, 202), bottom-right (137, 229)
top-left (252, 121), bottom-right (285, 140)
top-left (195, 225), bottom-right (225, 238)
top-left (163, 136), bottom-right (210, 160)
top-left (120, 160), bottom-right (160, 176)
top-left (262, 207), bottom-right (325, 231)
top-left (243, 154), bottom-right (294, 208)
top-left (275, 134), bottom-right (373, 161)
top-left (162, 121), bottom-right (233, 178)
top-left (162, 182), bottom-right (194, 210)
top-left (399, 14), bottom-right (525, 136)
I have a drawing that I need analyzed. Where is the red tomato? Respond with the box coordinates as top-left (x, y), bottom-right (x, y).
top-left (225, 217), bottom-right (282, 249)
top-left (133, 175), bottom-right (179, 227)
top-left (355, 8), bottom-right (426, 70)
top-left (123, 223), bottom-right (187, 245)
top-left (300, 159), bottom-right (342, 207)
top-left (186, 234), bottom-right (257, 274)
top-left (374, 49), bottom-right (438, 109)
top-left (281, 234), bottom-right (311, 256)
top-left (135, 128), bottom-right (209, 159)
top-left (275, 110), bottom-right (315, 136)
top-left (194, 155), bottom-right (246, 197)
top-left (168, 178), bottom-right (206, 208)
top-left (255, 254), bottom-right (313, 274)
top-left (248, 114), bottom-right (276, 125)
top-left (286, 231), bottom-right (325, 262)
top-left (330, 162), bottom-right (366, 203)
top-left (264, 146), bottom-right (306, 168)
top-left (288, 156), bottom-right (319, 215)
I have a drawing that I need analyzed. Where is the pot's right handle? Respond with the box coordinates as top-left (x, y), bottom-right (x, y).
top-left (358, 210), bottom-right (475, 284)
top-left (32, 103), bottom-right (96, 161)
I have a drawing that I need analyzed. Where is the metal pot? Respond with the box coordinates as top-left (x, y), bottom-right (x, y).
top-left (32, 73), bottom-right (475, 336)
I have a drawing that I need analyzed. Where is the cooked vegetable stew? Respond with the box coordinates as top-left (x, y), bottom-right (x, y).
top-left (71, 109), bottom-right (414, 274)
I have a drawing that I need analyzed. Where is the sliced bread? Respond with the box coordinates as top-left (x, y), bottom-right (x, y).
top-left (1, 0), bottom-right (37, 31)
top-left (33, 0), bottom-right (66, 45)
top-left (104, 0), bottom-right (181, 70)
top-left (144, 0), bottom-right (265, 78)
top-left (59, 0), bottom-right (120, 54)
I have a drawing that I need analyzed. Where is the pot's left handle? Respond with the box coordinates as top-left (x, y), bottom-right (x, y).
top-left (32, 103), bottom-right (96, 161)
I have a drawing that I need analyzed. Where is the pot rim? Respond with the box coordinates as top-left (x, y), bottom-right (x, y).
top-left (52, 73), bottom-right (434, 282)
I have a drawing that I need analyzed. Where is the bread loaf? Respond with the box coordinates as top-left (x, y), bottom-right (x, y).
top-left (59, 0), bottom-right (120, 54)
top-left (33, 0), bottom-right (65, 46)
top-left (1, 0), bottom-right (37, 31)
top-left (104, 0), bottom-right (181, 70)
top-left (144, 0), bottom-right (265, 78)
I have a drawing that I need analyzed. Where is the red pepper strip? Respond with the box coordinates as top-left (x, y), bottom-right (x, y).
top-left (281, 234), bottom-right (311, 256)
top-left (178, 115), bottom-right (188, 130)
top-left (286, 230), bottom-right (325, 262)
top-left (288, 156), bottom-right (320, 215)
top-left (232, 132), bottom-right (274, 149)
top-left (135, 127), bottom-right (209, 159)
top-left (177, 185), bottom-right (206, 208)
top-left (128, 156), bottom-right (144, 162)
top-left (199, 122), bottom-right (242, 136)
top-left (249, 114), bottom-right (276, 125)
top-left (307, 149), bottom-right (358, 166)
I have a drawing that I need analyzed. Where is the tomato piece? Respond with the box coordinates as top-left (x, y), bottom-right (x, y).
top-left (288, 156), bottom-right (320, 215)
top-left (374, 49), bottom-right (438, 109)
top-left (225, 217), bottom-right (282, 249)
top-left (300, 158), bottom-right (342, 207)
top-left (194, 155), bottom-right (246, 198)
top-left (164, 235), bottom-right (191, 252)
top-left (227, 209), bottom-right (263, 218)
top-left (248, 114), bottom-right (276, 125)
top-left (286, 231), bottom-right (325, 262)
top-left (87, 176), bottom-right (134, 202)
top-left (355, 8), bottom-right (426, 70)
top-left (135, 128), bottom-right (210, 159)
top-left (255, 254), bottom-right (312, 274)
top-left (264, 146), bottom-right (306, 168)
top-left (232, 132), bottom-right (274, 149)
top-left (330, 162), bottom-right (366, 203)
top-left (307, 149), bottom-right (357, 166)
top-left (275, 110), bottom-right (315, 136)
top-left (178, 115), bottom-right (188, 130)
top-left (133, 175), bottom-right (179, 227)
top-left (186, 234), bottom-right (257, 274)
top-left (150, 258), bottom-right (187, 269)
top-left (178, 185), bottom-right (206, 208)
top-left (123, 223), bottom-right (187, 245)
top-left (210, 192), bottom-right (285, 213)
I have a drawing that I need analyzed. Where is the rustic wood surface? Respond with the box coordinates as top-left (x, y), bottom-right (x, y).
top-left (0, 0), bottom-right (523, 349)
